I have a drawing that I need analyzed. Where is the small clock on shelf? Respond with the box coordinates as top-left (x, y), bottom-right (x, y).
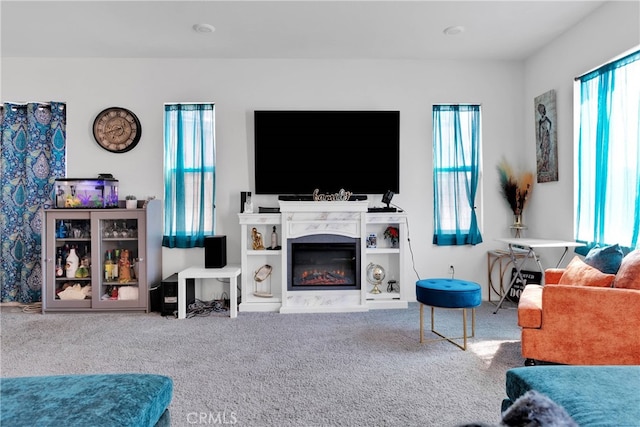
top-left (92, 107), bottom-right (141, 153)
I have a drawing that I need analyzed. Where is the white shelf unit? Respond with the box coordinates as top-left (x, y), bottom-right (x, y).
top-left (238, 205), bottom-right (408, 313)
top-left (238, 213), bottom-right (283, 312)
top-left (364, 212), bottom-right (408, 309)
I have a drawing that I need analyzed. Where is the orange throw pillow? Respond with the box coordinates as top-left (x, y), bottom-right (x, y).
top-left (558, 256), bottom-right (615, 287)
top-left (613, 250), bottom-right (640, 290)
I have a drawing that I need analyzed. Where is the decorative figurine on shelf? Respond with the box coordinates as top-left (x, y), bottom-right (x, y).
top-left (252, 227), bottom-right (265, 250)
top-left (118, 249), bottom-right (132, 283)
top-left (383, 226), bottom-right (399, 248)
top-left (244, 195), bottom-right (254, 213)
top-left (366, 262), bottom-right (386, 294)
top-left (387, 279), bottom-right (399, 293)
top-left (253, 264), bottom-right (273, 298)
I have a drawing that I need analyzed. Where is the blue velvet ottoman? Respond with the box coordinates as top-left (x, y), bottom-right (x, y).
top-left (416, 278), bottom-right (482, 350)
top-left (0, 373), bottom-right (173, 427)
top-left (504, 365), bottom-right (640, 426)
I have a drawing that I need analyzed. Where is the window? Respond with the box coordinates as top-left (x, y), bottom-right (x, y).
top-left (432, 105), bottom-right (483, 246)
top-left (575, 49), bottom-right (640, 251)
top-left (163, 103), bottom-right (216, 248)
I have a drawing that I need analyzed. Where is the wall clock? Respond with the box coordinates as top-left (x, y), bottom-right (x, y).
top-left (92, 107), bottom-right (141, 153)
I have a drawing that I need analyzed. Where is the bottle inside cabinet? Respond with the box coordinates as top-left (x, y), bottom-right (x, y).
top-left (65, 247), bottom-right (79, 278)
top-left (80, 244), bottom-right (91, 272)
top-left (100, 218), bottom-right (139, 301)
top-left (54, 218), bottom-right (92, 300)
top-left (55, 254), bottom-right (64, 278)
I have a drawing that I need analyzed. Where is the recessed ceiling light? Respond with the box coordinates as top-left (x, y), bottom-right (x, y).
top-left (193, 23), bottom-right (215, 34)
top-left (443, 26), bottom-right (465, 36)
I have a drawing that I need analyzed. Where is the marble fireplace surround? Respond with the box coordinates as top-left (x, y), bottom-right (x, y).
top-left (278, 200), bottom-right (369, 314)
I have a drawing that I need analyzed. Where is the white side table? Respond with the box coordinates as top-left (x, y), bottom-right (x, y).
top-left (177, 265), bottom-right (241, 319)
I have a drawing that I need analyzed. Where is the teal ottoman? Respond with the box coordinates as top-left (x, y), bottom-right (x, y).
top-left (416, 278), bottom-right (482, 350)
top-left (504, 365), bottom-right (640, 426)
top-left (0, 373), bottom-right (173, 427)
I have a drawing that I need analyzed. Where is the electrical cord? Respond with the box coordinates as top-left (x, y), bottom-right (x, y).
top-left (215, 277), bottom-right (241, 293)
top-left (169, 278), bottom-right (240, 317)
top-left (392, 203), bottom-right (422, 281)
top-left (185, 294), bottom-right (230, 318)
top-left (390, 202), bottom-right (402, 211)
top-left (14, 302), bottom-right (43, 313)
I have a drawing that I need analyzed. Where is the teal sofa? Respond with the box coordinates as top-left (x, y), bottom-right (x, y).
top-left (504, 365), bottom-right (640, 426)
top-left (0, 373), bottom-right (172, 427)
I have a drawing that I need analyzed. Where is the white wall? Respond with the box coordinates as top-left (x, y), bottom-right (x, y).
top-left (2, 1), bottom-right (638, 301)
top-left (522, 0), bottom-right (640, 265)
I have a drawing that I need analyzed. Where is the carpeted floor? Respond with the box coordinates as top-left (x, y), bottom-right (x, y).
top-left (0, 301), bottom-right (523, 426)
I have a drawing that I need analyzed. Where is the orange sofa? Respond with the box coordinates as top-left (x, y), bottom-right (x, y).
top-left (517, 250), bottom-right (640, 365)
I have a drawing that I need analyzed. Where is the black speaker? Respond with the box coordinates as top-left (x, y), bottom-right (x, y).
top-left (205, 235), bottom-right (227, 268)
top-left (149, 283), bottom-right (162, 313)
top-left (240, 191), bottom-right (251, 213)
top-left (160, 273), bottom-right (195, 317)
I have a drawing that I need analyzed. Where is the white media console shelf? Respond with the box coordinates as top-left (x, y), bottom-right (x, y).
top-left (238, 200), bottom-right (408, 314)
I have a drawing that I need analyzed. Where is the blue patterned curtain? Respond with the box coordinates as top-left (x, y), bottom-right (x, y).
top-left (432, 104), bottom-right (483, 246)
top-left (1, 102), bottom-right (66, 303)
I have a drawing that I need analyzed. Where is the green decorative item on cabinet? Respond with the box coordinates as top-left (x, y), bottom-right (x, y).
top-left (125, 195), bottom-right (138, 209)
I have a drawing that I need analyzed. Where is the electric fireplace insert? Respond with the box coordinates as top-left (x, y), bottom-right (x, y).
top-left (288, 234), bottom-right (361, 291)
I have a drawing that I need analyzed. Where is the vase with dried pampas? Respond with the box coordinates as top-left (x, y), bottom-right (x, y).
top-left (496, 158), bottom-right (534, 226)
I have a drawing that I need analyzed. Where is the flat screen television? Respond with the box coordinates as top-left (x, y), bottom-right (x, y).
top-left (254, 110), bottom-right (400, 196)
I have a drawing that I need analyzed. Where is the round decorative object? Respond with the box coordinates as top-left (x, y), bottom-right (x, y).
top-left (92, 107), bottom-right (141, 153)
top-left (366, 262), bottom-right (386, 294)
top-left (253, 264), bottom-right (273, 298)
top-left (253, 264), bottom-right (273, 282)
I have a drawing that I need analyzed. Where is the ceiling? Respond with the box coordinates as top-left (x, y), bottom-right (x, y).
top-left (1, 0), bottom-right (608, 61)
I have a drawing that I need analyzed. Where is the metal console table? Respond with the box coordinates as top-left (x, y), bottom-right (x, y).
top-left (493, 238), bottom-right (585, 313)
top-left (487, 249), bottom-right (529, 304)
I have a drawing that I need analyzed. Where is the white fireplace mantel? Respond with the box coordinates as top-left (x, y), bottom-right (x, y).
top-left (279, 200), bottom-right (368, 313)
top-left (279, 200), bottom-right (369, 212)
top-left (238, 200), bottom-right (408, 314)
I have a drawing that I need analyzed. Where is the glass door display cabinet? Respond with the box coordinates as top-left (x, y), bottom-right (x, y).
top-left (92, 210), bottom-right (146, 309)
top-left (44, 211), bottom-right (93, 309)
top-left (42, 200), bottom-right (162, 312)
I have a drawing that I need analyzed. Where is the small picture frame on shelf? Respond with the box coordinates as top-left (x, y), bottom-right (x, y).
top-left (366, 233), bottom-right (377, 248)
